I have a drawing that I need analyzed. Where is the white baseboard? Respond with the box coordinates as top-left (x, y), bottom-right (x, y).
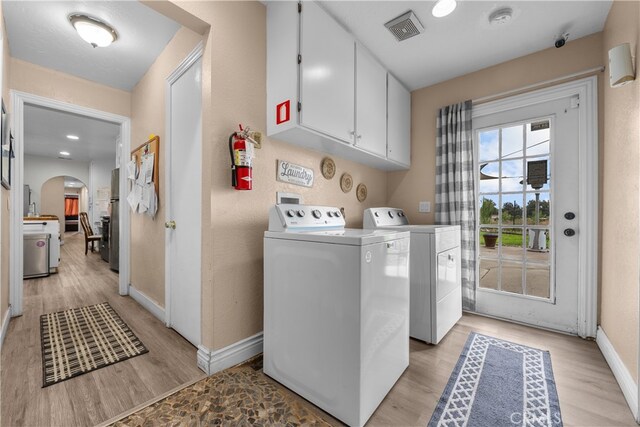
top-left (0, 307), bottom-right (10, 351)
top-left (197, 332), bottom-right (263, 375)
top-left (596, 326), bottom-right (639, 422)
top-left (128, 284), bottom-right (165, 322)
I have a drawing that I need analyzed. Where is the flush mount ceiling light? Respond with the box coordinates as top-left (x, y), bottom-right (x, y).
top-left (66, 134), bottom-right (79, 140)
top-left (489, 8), bottom-right (513, 25)
top-left (432, 0), bottom-right (457, 18)
top-left (59, 151), bottom-right (70, 156)
top-left (69, 14), bottom-right (118, 48)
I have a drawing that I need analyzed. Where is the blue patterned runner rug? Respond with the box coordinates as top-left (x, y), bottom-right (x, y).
top-left (429, 333), bottom-right (562, 427)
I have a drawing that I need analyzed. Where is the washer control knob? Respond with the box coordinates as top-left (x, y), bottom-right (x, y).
top-left (286, 209), bottom-right (295, 218)
top-left (327, 211), bottom-right (334, 217)
top-left (388, 211), bottom-right (394, 218)
top-left (398, 211), bottom-right (404, 217)
top-left (297, 210), bottom-right (305, 217)
top-left (334, 211), bottom-right (341, 217)
top-left (374, 212), bottom-right (379, 217)
top-left (312, 209), bottom-right (322, 219)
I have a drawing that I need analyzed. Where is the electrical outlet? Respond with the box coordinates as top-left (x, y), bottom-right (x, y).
top-left (419, 201), bottom-right (431, 213)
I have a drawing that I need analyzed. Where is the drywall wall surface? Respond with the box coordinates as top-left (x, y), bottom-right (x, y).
top-left (1, 0), bottom-right (11, 327)
top-left (388, 32), bottom-right (604, 226)
top-left (24, 154), bottom-right (89, 216)
top-left (600, 0), bottom-right (640, 382)
top-left (130, 26), bottom-right (203, 307)
top-left (169, 1), bottom-right (388, 351)
top-left (10, 58), bottom-right (131, 117)
top-left (40, 176), bottom-right (64, 225)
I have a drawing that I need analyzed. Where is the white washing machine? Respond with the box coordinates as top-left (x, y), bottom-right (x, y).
top-left (364, 207), bottom-right (461, 344)
top-left (264, 204), bottom-right (410, 427)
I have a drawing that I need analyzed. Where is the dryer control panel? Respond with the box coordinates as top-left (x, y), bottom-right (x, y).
top-left (269, 204), bottom-right (346, 231)
top-left (363, 207), bottom-right (409, 229)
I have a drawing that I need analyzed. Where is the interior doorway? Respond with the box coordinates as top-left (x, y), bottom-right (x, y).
top-left (10, 91), bottom-right (131, 316)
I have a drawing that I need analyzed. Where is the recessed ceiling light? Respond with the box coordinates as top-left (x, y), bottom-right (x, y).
top-left (432, 0), bottom-right (457, 18)
top-left (66, 134), bottom-right (79, 140)
top-left (69, 14), bottom-right (118, 48)
top-left (59, 151), bottom-right (70, 156)
top-left (489, 8), bottom-right (513, 25)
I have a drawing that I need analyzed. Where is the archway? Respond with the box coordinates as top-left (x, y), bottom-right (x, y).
top-left (39, 175), bottom-right (87, 234)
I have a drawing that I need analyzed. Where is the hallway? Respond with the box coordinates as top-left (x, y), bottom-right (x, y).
top-left (1, 232), bottom-right (205, 426)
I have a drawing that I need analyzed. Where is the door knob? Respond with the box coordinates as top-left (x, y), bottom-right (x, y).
top-left (564, 228), bottom-right (575, 237)
top-left (165, 220), bottom-right (176, 229)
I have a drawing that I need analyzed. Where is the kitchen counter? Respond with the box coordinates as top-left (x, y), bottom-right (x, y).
top-left (24, 215), bottom-right (59, 221)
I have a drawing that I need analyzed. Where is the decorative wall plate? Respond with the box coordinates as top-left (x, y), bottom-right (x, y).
top-left (340, 173), bottom-right (353, 193)
top-left (321, 157), bottom-right (336, 180)
top-left (356, 183), bottom-right (367, 202)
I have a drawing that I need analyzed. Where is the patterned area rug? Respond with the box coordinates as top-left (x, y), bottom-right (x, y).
top-left (111, 356), bottom-right (336, 426)
top-left (429, 333), bottom-right (563, 427)
top-left (40, 302), bottom-right (148, 387)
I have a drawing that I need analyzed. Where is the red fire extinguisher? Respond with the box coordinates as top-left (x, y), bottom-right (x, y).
top-left (229, 124), bottom-right (254, 190)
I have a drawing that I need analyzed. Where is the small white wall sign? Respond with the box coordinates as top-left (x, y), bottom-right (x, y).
top-left (277, 160), bottom-right (314, 188)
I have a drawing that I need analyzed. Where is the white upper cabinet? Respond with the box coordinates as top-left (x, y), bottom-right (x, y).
top-left (355, 44), bottom-right (387, 157)
top-left (300, 1), bottom-right (355, 144)
top-left (387, 74), bottom-right (411, 166)
top-left (266, 1), bottom-right (411, 171)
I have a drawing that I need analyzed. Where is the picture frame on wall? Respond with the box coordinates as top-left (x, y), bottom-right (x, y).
top-left (1, 100), bottom-right (11, 189)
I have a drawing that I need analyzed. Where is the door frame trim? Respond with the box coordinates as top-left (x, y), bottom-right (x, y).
top-left (472, 76), bottom-right (598, 338)
top-left (164, 42), bottom-right (204, 329)
top-left (9, 91), bottom-right (132, 315)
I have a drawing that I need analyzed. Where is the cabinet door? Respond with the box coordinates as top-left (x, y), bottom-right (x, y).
top-left (387, 74), bottom-right (411, 166)
top-left (300, 1), bottom-right (355, 144)
top-left (355, 44), bottom-right (388, 157)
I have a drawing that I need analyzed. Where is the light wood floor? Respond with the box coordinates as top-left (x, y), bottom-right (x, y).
top-left (367, 314), bottom-right (636, 426)
top-left (0, 232), bottom-right (205, 426)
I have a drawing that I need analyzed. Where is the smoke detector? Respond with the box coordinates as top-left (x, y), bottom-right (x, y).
top-left (384, 11), bottom-right (424, 42)
top-left (489, 8), bottom-right (513, 25)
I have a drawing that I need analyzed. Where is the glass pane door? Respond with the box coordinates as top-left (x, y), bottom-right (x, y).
top-left (477, 119), bottom-right (552, 299)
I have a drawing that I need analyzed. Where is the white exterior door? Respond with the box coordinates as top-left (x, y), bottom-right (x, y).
top-left (474, 95), bottom-right (581, 334)
top-left (166, 56), bottom-right (202, 346)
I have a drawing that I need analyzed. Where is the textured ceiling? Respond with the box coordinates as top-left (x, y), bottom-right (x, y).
top-left (24, 104), bottom-right (120, 162)
top-left (3, 1), bottom-right (181, 91)
top-left (319, 1), bottom-right (612, 90)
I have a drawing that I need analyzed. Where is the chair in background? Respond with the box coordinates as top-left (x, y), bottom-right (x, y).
top-left (80, 212), bottom-right (101, 255)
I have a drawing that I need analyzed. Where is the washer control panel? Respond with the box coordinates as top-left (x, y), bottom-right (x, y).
top-left (269, 204), bottom-right (345, 231)
top-left (363, 207), bottom-right (409, 228)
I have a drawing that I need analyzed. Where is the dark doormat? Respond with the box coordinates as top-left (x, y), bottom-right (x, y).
top-left (40, 302), bottom-right (148, 387)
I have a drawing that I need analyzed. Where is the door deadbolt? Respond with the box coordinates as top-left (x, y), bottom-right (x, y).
top-left (165, 220), bottom-right (176, 229)
top-left (563, 228), bottom-right (575, 237)
top-left (564, 212), bottom-right (576, 220)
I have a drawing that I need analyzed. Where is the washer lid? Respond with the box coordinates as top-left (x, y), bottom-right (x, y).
top-left (370, 224), bottom-right (460, 234)
top-left (264, 228), bottom-right (409, 246)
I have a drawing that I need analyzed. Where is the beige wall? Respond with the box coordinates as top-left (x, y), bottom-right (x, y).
top-left (129, 26), bottom-right (203, 306)
top-left (164, 1), bottom-right (388, 350)
top-left (40, 177), bottom-right (64, 226)
top-left (1, 0), bottom-right (10, 326)
top-left (600, 0), bottom-right (640, 381)
top-left (10, 58), bottom-right (131, 118)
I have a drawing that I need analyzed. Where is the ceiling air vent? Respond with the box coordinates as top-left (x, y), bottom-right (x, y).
top-left (385, 11), bottom-right (424, 42)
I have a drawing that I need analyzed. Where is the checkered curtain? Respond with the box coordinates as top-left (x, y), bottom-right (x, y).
top-left (435, 100), bottom-right (476, 311)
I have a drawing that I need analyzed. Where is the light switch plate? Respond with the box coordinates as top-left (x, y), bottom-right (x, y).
top-left (419, 201), bottom-right (431, 213)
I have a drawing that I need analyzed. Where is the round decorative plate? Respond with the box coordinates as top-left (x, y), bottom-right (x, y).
top-left (356, 183), bottom-right (367, 202)
top-left (321, 157), bottom-right (336, 180)
top-left (340, 173), bottom-right (353, 193)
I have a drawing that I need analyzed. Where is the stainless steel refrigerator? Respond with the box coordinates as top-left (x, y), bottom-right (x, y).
top-left (109, 168), bottom-right (119, 272)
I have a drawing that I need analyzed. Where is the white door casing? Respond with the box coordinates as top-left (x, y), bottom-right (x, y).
top-left (10, 91), bottom-right (131, 315)
top-left (164, 44), bottom-right (203, 347)
top-left (472, 76), bottom-right (598, 338)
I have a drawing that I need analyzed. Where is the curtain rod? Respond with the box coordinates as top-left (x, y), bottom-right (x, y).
top-left (472, 65), bottom-right (605, 105)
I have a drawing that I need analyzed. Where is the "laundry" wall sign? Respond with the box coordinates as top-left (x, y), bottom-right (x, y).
top-left (277, 160), bottom-right (314, 188)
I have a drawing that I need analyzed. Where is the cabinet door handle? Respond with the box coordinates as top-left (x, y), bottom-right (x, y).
top-left (357, 134), bottom-right (362, 139)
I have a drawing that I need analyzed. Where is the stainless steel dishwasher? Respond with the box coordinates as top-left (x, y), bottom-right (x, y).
top-left (24, 233), bottom-right (50, 279)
